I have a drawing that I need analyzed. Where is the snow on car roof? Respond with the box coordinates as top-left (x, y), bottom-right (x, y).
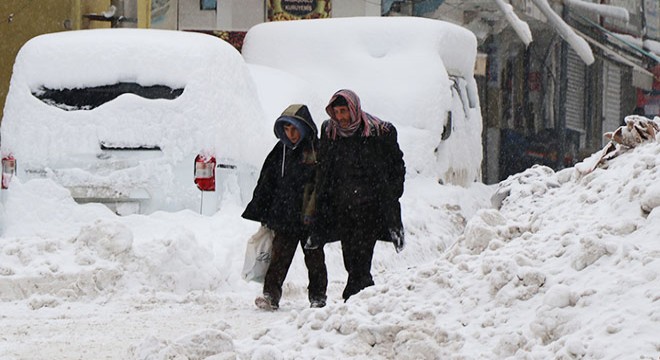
top-left (13, 28), bottom-right (228, 90)
top-left (242, 16), bottom-right (479, 133)
top-left (243, 16), bottom-right (477, 85)
top-left (2, 29), bottom-right (271, 167)
top-left (242, 16), bottom-right (482, 183)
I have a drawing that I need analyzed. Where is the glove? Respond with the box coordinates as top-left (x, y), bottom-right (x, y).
top-left (390, 228), bottom-right (405, 253)
top-left (304, 234), bottom-right (323, 250)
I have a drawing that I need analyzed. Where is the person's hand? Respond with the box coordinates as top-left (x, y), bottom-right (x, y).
top-left (390, 228), bottom-right (405, 253)
top-left (304, 235), bottom-right (321, 250)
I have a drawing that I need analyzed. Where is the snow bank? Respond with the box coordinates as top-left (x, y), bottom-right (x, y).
top-left (180, 137), bottom-right (658, 359)
top-left (255, 141), bottom-right (658, 359)
top-left (1, 126), bottom-right (658, 359)
top-left (0, 180), bottom-right (227, 303)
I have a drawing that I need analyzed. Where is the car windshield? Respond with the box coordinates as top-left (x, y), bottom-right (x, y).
top-left (32, 82), bottom-right (184, 111)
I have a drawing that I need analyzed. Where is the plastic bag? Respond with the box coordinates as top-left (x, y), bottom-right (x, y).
top-left (241, 226), bottom-right (274, 283)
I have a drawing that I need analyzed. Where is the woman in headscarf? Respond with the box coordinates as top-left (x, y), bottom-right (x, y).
top-left (308, 89), bottom-right (405, 301)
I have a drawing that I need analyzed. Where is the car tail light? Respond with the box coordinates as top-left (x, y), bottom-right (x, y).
top-left (2, 155), bottom-right (16, 189)
top-left (194, 153), bottom-right (215, 192)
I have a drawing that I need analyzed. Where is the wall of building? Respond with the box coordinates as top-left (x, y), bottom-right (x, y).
top-left (227, 0), bottom-right (265, 29)
top-left (0, 0), bottom-right (114, 123)
top-left (1, 0), bottom-right (74, 121)
top-left (177, 0), bottom-right (379, 31)
top-left (333, 0), bottom-right (380, 17)
top-left (2, 1), bottom-right (67, 122)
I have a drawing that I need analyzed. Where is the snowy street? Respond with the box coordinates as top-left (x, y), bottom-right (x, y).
top-left (1, 139), bottom-right (660, 359)
top-left (0, 12), bottom-right (659, 360)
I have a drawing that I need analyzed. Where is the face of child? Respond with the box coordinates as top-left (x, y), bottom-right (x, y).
top-left (333, 105), bottom-right (351, 128)
top-left (283, 123), bottom-right (301, 144)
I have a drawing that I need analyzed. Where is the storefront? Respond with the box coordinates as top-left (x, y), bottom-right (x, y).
top-left (636, 65), bottom-right (660, 118)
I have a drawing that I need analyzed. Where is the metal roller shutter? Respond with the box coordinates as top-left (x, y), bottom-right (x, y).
top-left (566, 49), bottom-right (586, 132)
top-left (602, 60), bottom-right (622, 145)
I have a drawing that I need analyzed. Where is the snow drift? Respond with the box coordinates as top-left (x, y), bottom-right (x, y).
top-left (1, 121), bottom-right (658, 359)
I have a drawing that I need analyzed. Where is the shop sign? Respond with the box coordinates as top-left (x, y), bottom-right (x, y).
top-left (267, 0), bottom-right (332, 21)
top-left (635, 65), bottom-right (660, 117)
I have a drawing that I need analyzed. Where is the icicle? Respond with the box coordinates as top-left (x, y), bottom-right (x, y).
top-left (529, 0), bottom-right (595, 65)
top-left (493, 0), bottom-right (533, 46)
top-left (564, 0), bottom-right (629, 22)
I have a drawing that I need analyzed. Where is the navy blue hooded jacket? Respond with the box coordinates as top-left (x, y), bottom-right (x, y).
top-left (241, 104), bottom-right (318, 234)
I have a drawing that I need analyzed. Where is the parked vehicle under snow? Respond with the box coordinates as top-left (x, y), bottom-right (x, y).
top-left (1, 29), bottom-right (272, 214)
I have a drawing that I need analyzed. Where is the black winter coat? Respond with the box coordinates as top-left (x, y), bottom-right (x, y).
top-left (313, 120), bottom-right (405, 248)
top-left (242, 139), bottom-right (318, 234)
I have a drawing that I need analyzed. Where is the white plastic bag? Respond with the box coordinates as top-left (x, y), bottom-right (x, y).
top-left (241, 226), bottom-right (274, 283)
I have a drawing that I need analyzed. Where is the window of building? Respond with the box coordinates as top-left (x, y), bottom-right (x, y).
top-left (200, 0), bottom-right (217, 10)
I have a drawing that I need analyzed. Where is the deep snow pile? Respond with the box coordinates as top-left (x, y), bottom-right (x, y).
top-left (315, 145), bottom-right (659, 359)
top-left (236, 143), bottom-right (658, 359)
top-left (119, 139), bottom-right (660, 359)
top-left (0, 176), bottom-right (487, 304)
top-left (1, 136), bottom-right (659, 359)
top-left (0, 142), bottom-right (660, 360)
top-left (0, 176), bottom-right (493, 359)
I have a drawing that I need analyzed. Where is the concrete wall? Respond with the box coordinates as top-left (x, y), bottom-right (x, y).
top-left (333, 0), bottom-right (381, 18)
top-left (178, 0), bottom-right (264, 31)
top-left (178, 0), bottom-right (217, 30)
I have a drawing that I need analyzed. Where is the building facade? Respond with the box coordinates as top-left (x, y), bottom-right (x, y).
top-left (403, 0), bottom-right (659, 183)
top-left (0, 0), bottom-right (379, 123)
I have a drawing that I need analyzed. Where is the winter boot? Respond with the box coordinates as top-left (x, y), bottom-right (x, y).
top-left (310, 298), bottom-right (326, 308)
top-left (255, 293), bottom-right (279, 311)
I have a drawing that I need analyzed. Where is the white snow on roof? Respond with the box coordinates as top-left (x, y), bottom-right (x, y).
top-left (644, 38), bottom-right (660, 59)
top-left (243, 16), bottom-right (478, 91)
top-left (2, 29), bottom-right (271, 168)
top-left (14, 28), bottom-right (221, 90)
top-left (243, 16), bottom-right (482, 185)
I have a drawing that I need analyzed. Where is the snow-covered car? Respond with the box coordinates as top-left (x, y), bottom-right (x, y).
top-left (242, 16), bottom-right (483, 186)
top-left (0, 29), bottom-right (272, 215)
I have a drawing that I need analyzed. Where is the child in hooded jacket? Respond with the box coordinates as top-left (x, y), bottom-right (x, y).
top-left (242, 104), bottom-right (328, 310)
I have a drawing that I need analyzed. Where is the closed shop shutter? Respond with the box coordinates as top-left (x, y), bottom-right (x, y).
top-left (566, 49), bottom-right (586, 132)
top-left (602, 60), bottom-right (622, 146)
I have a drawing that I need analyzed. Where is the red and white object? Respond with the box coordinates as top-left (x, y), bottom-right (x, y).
top-left (194, 154), bottom-right (216, 191)
top-left (2, 155), bottom-right (16, 190)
